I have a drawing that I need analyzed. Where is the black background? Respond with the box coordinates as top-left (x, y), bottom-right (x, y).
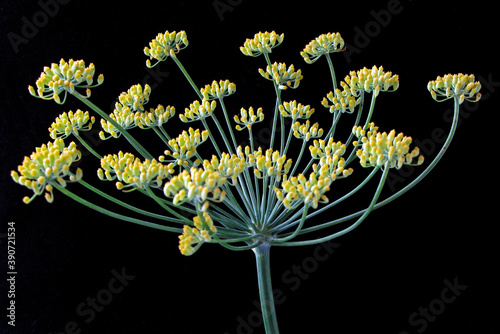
top-left (1, 0), bottom-right (499, 333)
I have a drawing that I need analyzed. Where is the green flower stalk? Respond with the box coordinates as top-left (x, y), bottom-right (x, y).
top-left (12, 30), bottom-right (482, 334)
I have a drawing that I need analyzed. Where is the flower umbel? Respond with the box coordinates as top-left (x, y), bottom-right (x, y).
top-left (310, 138), bottom-right (353, 178)
top-left (179, 212), bottom-right (217, 256)
top-left (163, 167), bottom-right (226, 211)
top-left (321, 86), bottom-right (360, 114)
top-left (428, 73), bottom-right (482, 104)
top-left (301, 32), bottom-right (345, 64)
top-left (179, 99), bottom-right (217, 123)
top-left (353, 123), bottom-right (424, 169)
top-left (100, 84), bottom-right (168, 138)
top-left (275, 172), bottom-right (332, 209)
top-left (98, 152), bottom-right (175, 191)
top-left (345, 65), bottom-right (399, 96)
top-left (279, 101), bottom-right (315, 121)
top-left (162, 128), bottom-right (209, 166)
top-left (201, 80), bottom-right (237, 100)
top-left (259, 62), bottom-right (303, 90)
top-left (292, 120), bottom-right (324, 141)
top-left (28, 58), bottom-right (104, 104)
top-left (138, 105), bottom-right (176, 129)
top-left (203, 153), bottom-right (246, 185)
top-left (253, 148), bottom-right (292, 181)
top-left (240, 31), bottom-right (284, 57)
top-left (144, 30), bottom-right (188, 67)
top-left (234, 107), bottom-right (264, 131)
top-left (11, 138), bottom-right (82, 203)
top-left (49, 110), bottom-right (95, 139)
top-left (117, 84), bottom-right (151, 112)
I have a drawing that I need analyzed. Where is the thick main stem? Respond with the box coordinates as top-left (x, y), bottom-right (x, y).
top-left (253, 243), bottom-right (280, 334)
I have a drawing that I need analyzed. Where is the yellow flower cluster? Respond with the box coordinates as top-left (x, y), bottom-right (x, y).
top-left (137, 105), bottom-right (176, 129)
top-left (309, 138), bottom-right (347, 159)
top-left (234, 107), bottom-right (264, 131)
top-left (301, 32), bottom-right (345, 64)
top-left (240, 31), bottom-right (284, 57)
top-left (344, 66), bottom-right (399, 97)
top-left (201, 80), bottom-right (236, 100)
top-left (100, 84), bottom-right (151, 138)
top-left (321, 84), bottom-right (360, 114)
top-left (292, 120), bottom-right (324, 141)
top-left (163, 167), bottom-right (226, 211)
top-left (11, 138), bottom-right (82, 203)
top-left (279, 101), bottom-right (315, 121)
top-left (203, 153), bottom-right (246, 185)
top-left (428, 73), bottom-right (482, 104)
top-left (98, 152), bottom-right (175, 191)
top-left (28, 58), bottom-right (103, 104)
top-left (258, 62), bottom-right (303, 90)
top-left (49, 109), bottom-right (95, 139)
top-left (162, 128), bottom-right (209, 166)
top-left (100, 84), bottom-right (174, 138)
top-left (100, 112), bottom-right (138, 139)
top-left (179, 99), bottom-right (217, 122)
top-left (178, 212), bottom-right (217, 256)
top-left (275, 172), bottom-right (333, 209)
top-left (144, 30), bottom-right (188, 67)
top-left (117, 84), bottom-right (151, 112)
top-left (352, 123), bottom-right (424, 169)
top-left (309, 138), bottom-right (352, 178)
top-left (253, 148), bottom-right (292, 181)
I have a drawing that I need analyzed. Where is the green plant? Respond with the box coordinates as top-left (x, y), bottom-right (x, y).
top-left (12, 30), bottom-right (481, 333)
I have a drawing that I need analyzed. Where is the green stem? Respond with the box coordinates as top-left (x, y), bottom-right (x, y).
top-left (74, 133), bottom-right (102, 159)
top-left (172, 57), bottom-right (202, 99)
top-left (363, 93), bottom-right (377, 129)
top-left (144, 187), bottom-right (195, 223)
top-left (270, 167), bottom-right (379, 235)
top-left (76, 177), bottom-right (187, 225)
top-left (273, 205), bottom-right (309, 242)
top-left (201, 118), bottom-right (222, 157)
top-left (152, 127), bottom-right (170, 146)
top-left (325, 53), bottom-right (337, 91)
top-left (288, 139), bottom-right (307, 177)
top-left (283, 93), bottom-right (462, 241)
top-left (73, 93), bottom-right (153, 160)
top-left (219, 97), bottom-right (239, 153)
top-left (278, 163), bottom-right (389, 247)
top-left (253, 243), bottom-right (280, 334)
top-left (52, 182), bottom-right (182, 233)
top-left (269, 95), bottom-right (281, 151)
top-left (211, 112), bottom-right (235, 155)
top-left (375, 96), bottom-right (461, 206)
top-left (324, 111), bottom-right (342, 140)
